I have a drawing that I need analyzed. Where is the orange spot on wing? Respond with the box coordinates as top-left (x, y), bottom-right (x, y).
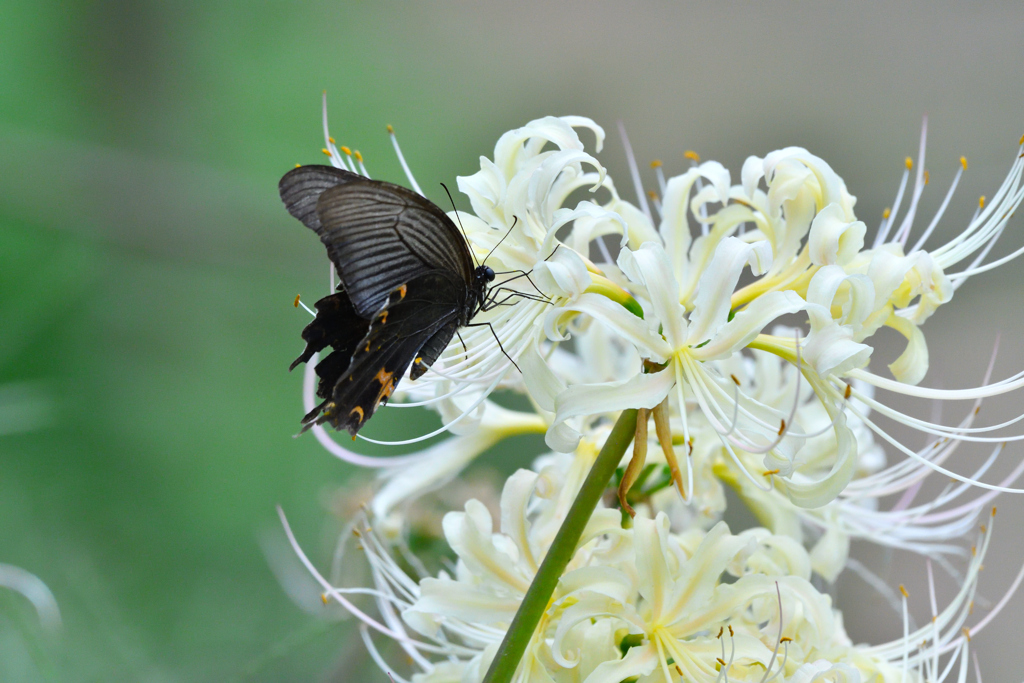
top-left (349, 406), bottom-right (364, 423)
top-left (378, 310), bottom-right (388, 325)
top-left (397, 284), bottom-right (407, 300)
top-left (373, 367), bottom-right (397, 408)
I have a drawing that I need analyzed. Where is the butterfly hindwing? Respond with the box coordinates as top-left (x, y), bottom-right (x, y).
top-left (290, 292), bottom-right (371, 400)
top-left (314, 179), bottom-right (474, 318)
top-left (303, 271), bottom-right (466, 435)
top-left (410, 319), bottom-right (459, 380)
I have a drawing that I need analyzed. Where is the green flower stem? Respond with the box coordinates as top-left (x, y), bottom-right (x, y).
top-left (482, 409), bottom-right (639, 683)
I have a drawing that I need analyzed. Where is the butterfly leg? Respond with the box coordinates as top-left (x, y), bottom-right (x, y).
top-left (491, 269), bottom-right (547, 297)
top-left (481, 288), bottom-right (553, 311)
top-left (464, 321), bottom-right (521, 373)
top-left (455, 330), bottom-right (469, 357)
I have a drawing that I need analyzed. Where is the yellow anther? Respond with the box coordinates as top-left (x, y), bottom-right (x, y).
top-left (905, 157), bottom-right (913, 170)
top-left (899, 584), bottom-right (909, 598)
top-left (981, 524), bottom-right (987, 534)
top-left (763, 469), bottom-right (780, 476)
top-left (675, 665), bottom-right (684, 676)
top-left (730, 374), bottom-right (740, 385)
top-left (971, 545), bottom-right (976, 556)
top-left (780, 636), bottom-right (793, 643)
top-left (354, 150), bottom-right (363, 162)
top-left (294, 163), bottom-right (301, 168)
top-left (647, 190), bottom-right (659, 200)
top-left (979, 195), bottom-right (986, 208)
top-left (728, 625), bottom-right (734, 637)
top-left (340, 146), bottom-right (352, 155)
top-left (778, 419), bottom-right (786, 435)
top-left (321, 148), bottom-right (331, 156)
top-left (716, 658), bottom-right (726, 666)
top-left (387, 124), bottom-right (394, 134)
top-left (328, 137), bottom-right (335, 144)
top-left (293, 294), bottom-right (301, 308)
top-left (923, 170), bottom-right (930, 185)
top-left (969, 601), bottom-right (974, 615)
top-left (321, 593), bottom-right (329, 605)
top-left (960, 156), bottom-right (967, 170)
top-left (717, 627), bottom-right (724, 638)
top-left (844, 383), bottom-right (852, 399)
top-left (962, 627), bottom-right (971, 642)
top-left (650, 159), bottom-right (663, 168)
top-left (684, 150), bottom-right (701, 162)
top-left (992, 506), bottom-right (998, 517)
top-left (882, 207), bottom-right (891, 219)
top-left (1019, 133), bottom-right (1024, 145)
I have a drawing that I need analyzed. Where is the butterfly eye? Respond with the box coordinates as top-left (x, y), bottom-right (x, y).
top-left (483, 266), bottom-right (495, 282)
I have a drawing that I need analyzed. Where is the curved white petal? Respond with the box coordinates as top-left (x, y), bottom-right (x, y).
top-left (520, 338), bottom-right (565, 413)
top-left (533, 243), bottom-right (593, 298)
top-left (582, 643), bottom-right (658, 683)
top-left (803, 323), bottom-right (873, 378)
top-left (547, 371), bottom-right (675, 452)
top-left (694, 291), bottom-right (806, 362)
top-left (687, 237), bottom-right (773, 346)
top-left (807, 202), bottom-right (867, 266)
top-left (544, 292), bottom-right (671, 360)
top-left (886, 313), bottom-right (929, 385)
top-left (618, 241), bottom-right (688, 347)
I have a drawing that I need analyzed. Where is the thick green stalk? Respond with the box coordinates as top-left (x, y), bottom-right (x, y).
top-left (482, 409), bottom-right (639, 683)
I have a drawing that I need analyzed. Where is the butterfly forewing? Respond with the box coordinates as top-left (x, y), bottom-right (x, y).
top-left (315, 179), bottom-right (473, 318)
top-left (278, 165), bottom-right (360, 233)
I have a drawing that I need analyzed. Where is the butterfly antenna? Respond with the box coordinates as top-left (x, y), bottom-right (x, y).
top-left (483, 215), bottom-right (518, 265)
top-left (440, 182), bottom-right (479, 267)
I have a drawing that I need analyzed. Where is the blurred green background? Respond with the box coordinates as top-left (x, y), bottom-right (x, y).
top-left (2, 1), bottom-right (1024, 680)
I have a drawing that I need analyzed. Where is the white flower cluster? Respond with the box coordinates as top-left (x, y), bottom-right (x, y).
top-left (285, 102), bottom-right (1024, 683)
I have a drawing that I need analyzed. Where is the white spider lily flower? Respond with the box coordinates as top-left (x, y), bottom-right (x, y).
top-left (404, 458), bottom-right (624, 636)
top-left (551, 515), bottom-right (833, 683)
top-left (544, 239), bottom-right (858, 508)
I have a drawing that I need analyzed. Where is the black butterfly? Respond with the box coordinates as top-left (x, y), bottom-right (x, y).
top-left (279, 164), bottom-right (501, 436)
